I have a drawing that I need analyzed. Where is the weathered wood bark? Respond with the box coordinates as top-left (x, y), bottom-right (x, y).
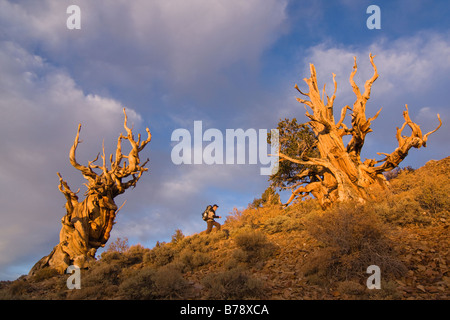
top-left (280, 54), bottom-right (442, 208)
top-left (30, 108), bottom-right (151, 275)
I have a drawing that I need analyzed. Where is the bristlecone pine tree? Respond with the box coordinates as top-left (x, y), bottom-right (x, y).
top-left (29, 108), bottom-right (151, 275)
top-left (278, 54), bottom-right (442, 208)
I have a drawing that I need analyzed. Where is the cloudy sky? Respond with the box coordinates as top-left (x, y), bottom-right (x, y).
top-left (0, 0), bottom-right (449, 280)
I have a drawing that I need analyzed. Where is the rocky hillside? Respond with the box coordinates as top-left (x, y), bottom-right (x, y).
top-left (1, 157), bottom-right (449, 300)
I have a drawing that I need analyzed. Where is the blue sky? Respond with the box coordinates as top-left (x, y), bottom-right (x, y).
top-left (0, 0), bottom-right (449, 280)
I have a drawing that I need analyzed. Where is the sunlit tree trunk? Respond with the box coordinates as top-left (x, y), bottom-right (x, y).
top-left (280, 54), bottom-right (442, 208)
top-left (29, 109), bottom-right (151, 275)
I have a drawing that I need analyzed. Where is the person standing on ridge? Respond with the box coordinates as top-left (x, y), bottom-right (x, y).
top-left (205, 204), bottom-right (221, 234)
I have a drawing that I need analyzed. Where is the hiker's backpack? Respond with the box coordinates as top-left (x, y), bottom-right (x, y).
top-left (202, 205), bottom-right (212, 221)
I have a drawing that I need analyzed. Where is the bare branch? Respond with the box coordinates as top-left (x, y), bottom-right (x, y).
top-left (294, 83), bottom-right (309, 97)
top-left (325, 73), bottom-right (337, 109)
top-left (346, 54), bottom-right (381, 161)
top-left (30, 107), bottom-right (153, 276)
top-left (88, 153), bottom-right (100, 170)
top-left (277, 54), bottom-right (442, 209)
top-left (374, 105), bottom-right (442, 172)
top-left (322, 83), bottom-right (326, 105)
top-left (422, 113), bottom-right (442, 146)
top-left (140, 127), bottom-right (152, 151)
top-left (367, 107), bottom-right (383, 123)
top-left (277, 152), bottom-right (332, 171)
top-left (362, 53), bottom-right (379, 101)
top-left (336, 105), bottom-right (351, 129)
top-left (56, 172), bottom-right (79, 198)
top-left (296, 97), bottom-right (313, 108)
top-left (349, 56), bottom-right (362, 100)
top-left (114, 200), bottom-right (127, 215)
top-left (69, 124), bottom-right (99, 181)
top-left (56, 172), bottom-right (79, 219)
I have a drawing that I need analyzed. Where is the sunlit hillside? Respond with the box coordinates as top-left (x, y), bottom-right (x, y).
top-left (1, 157), bottom-right (448, 300)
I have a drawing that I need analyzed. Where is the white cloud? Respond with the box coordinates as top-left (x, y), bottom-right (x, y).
top-left (2, 0), bottom-right (448, 282)
top-left (0, 0), bottom-right (288, 94)
top-left (0, 41), bottom-right (142, 279)
top-left (0, 40), bottom-right (267, 278)
top-left (291, 33), bottom-right (450, 103)
top-left (282, 32), bottom-right (450, 165)
top-left (0, 0), bottom-right (289, 279)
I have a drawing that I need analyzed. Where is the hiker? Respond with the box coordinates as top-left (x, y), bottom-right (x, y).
top-left (205, 204), bottom-right (221, 234)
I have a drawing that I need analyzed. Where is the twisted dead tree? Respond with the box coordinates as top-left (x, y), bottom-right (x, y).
top-left (279, 54), bottom-right (442, 208)
top-left (30, 108), bottom-right (151, 275)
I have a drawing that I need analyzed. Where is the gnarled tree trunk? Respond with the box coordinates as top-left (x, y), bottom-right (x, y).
top-left (280, 54), bottom-right (442, 208)
top-left (30, 108), bottom-right (151, 275)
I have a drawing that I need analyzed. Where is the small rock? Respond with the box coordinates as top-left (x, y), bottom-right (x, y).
top-left (416, 284), bottom-right (426, 292)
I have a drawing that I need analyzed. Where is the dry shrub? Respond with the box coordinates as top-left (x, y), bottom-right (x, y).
top-left (153, 264), bottom-right (189, 299)
top-left (1, 279), bottom-right (32, 299)
top-left (119, 267), bottom-right (156, 299)
top-left (68, 262), bottom-right (123, 299)
top-left (289, 198), bottom-right (323, 215)
top-left (388, 159), bottom-right (450, 219)
top-left (373, 193), bottom-right (432, 226)
top-left (336, 280), bottom-right (366, 296)
top-left (106, 237), bottom-right (129, 253)
top-left (336, 279), bottom-right (402, 299)
top-left (144, 242), bottom-right (176, 267)
top-left (177, 248), bottom-right (211, 272)
top-left (171, 229), bottom-right (185, 244)
top-left (172, 228), bottom-right (229, 253)
top-left (119, 264), bottom-right (189, 299)
top-left (202, 267), bottom-right (265, 299)
top-left (101, 243), bottom-right (150, 268)
top-left (263, 215), bottom-right (291, 234)
top-left (31, 267), bottom-right (59, 282)
top-left (224, 207), bottom-right (243, 229)
top-left (415, 175), bottom-right (450, 214)
top-left (84, 263), bottom-right (122, 287)
top-left (100, 250), bottom-right (130, 267)
top-left (124, 244), bottom-right (150, 265)
top-left (263, 214), bottom-right (303, 234)
top-left (374, 162), bottom-right (450, 226)
top-left (303, 202), bottom-right (406, 284)
top-left (233, 229), bottom-right (276, 265)
top-left (225, 206), bottom-right (283, 230)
